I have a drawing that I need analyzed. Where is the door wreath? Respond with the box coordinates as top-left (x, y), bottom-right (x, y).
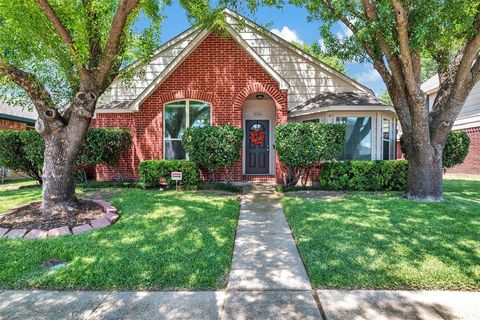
top-left (249, 130), bottom-right (265, 145)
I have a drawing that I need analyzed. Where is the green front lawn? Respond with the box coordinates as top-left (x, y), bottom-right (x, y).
top-left (282, 179), bottom-right (480, 290)
top-left (0, 187), bottom-right (239, 290)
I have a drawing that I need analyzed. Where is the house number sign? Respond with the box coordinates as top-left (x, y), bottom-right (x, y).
top-left (252, 111), bottom-right (263, 117)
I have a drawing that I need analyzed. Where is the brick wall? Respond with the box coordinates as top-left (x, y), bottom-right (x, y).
top-left (0, 119), bottom-right (28, 130)
top-left (94, 33), bottom-right (288, 182)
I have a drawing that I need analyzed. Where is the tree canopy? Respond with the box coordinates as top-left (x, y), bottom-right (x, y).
top-left (0, 0), bottom-right (165, 110)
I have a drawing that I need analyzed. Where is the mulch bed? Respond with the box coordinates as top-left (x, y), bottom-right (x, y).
top-left (0, 200), bottom-right (104, 231)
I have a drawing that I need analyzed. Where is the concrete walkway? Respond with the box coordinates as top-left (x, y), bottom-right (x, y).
top-left (222, 182), bottom-right (320, 319)
top-left (1, 183), bottom-right (480, 319)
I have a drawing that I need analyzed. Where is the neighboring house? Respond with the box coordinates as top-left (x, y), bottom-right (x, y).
top-left (421, 75), bottom-right (480, 174)
top-left (0, 100), bottom-right (36, 130)
top-left (93, 9), bottom-right (397, 183)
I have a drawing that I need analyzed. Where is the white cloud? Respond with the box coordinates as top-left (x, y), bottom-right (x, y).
top-left (356, 67), bottom-right (382, 83)
top-left (271, 26), bottom-right (303, 44)
top-left (335, 24), bottom-right (353, 40)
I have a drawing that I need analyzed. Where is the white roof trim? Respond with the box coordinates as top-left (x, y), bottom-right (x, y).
top-left (225, 25), bottom-right (289, 90)
top-left (224, 8), bottom-right (373, 94)
top-left (129, 29), bottom-right (211, 111)
top-left (289, 104), bottom-right (396, 117)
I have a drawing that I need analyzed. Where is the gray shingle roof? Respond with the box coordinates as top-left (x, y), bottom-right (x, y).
top-left (289, 91), bottom-right (387, 116)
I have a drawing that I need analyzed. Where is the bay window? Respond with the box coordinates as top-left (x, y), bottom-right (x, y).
top-left (164, 100), bottom-right (211, 160)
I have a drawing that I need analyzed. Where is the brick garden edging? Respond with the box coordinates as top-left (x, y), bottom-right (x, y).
top-left (0, 200), bottom-right (119, 240)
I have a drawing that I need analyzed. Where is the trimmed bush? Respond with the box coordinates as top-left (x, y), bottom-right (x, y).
top-left (442, 131), bottom-right (471, 168)
top-left (0, 128), bottom-right (132, 184)
top-left (138, 160), bottom-right (200, 187)
top-left (0, 130), bottom-right (43, 184)
top-left (318, 160), bottom-right (408, 191)
top-left (400, 131), bottom-right (471, 169)
top-left (276, 122), bottom-right (345, 186)
top-left (182, 125), bottom-right (243, 183)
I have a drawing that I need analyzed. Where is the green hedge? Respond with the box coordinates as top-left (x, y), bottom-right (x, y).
top-left (318, 160), bottom-right (408, 191)
top-left (138, 160), bottom-right (200, 187)
top-left (0, 128), bottom-right (131, 184)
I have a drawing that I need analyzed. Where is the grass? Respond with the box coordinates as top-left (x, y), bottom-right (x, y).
top-left (282, 179), bottom-right (480, 290)
top-left (0, 178), bottom-right (38, 191)
top-left (0, 187), bottom-right (239, 290)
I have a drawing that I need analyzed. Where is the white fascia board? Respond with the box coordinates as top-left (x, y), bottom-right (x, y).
top-left (289, 104), bottom-right (397, 117)
top-left (226, 25), bottom-right (290, 90)
top-left (224, 9), bottom-right (373, 94)
top-left (130, 29), bottom-right (211, 112)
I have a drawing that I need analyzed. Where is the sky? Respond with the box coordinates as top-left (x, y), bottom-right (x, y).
top-left (147, 1), bottom-right (386, 95)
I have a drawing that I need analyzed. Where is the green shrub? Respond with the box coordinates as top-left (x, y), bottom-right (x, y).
top-left (276, 122), bottom-right (345, 186)
top-left (138, 160), bottom-right (200, 187)
top-left (400, 131), bottom-right (471, 168)
top-left (0, 130), bottom-right (43, 184)
top-left (442, 131), bottom-right (471, 168)
top-left (182, 125), bottom-right (243, 183)
top-left (318, 160), bottom-right (408, 191)
top-left (0, 128), bottom-right (132, 184)
top-left (76, 128), bottom-right (132, 181)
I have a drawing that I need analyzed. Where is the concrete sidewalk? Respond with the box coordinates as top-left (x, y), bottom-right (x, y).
top-left (1, 289), bottom-right (480, 320)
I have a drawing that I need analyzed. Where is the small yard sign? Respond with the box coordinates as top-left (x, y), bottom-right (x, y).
top-left (171, 172), bottom-right (182, 181)
top-left (171, 171), bottom-right (182, 191)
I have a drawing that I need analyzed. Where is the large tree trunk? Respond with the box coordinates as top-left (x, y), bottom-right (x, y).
top-left (405, 144), bottom-right (444, 201)
top-left (38, 92), bottom-right (96, 215)
top-left (41, 133), bottom-right (78, 214)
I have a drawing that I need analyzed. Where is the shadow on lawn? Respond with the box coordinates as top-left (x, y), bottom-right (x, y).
top-left (0, 190), bottom-right (239, 290)
top-left (284, 187), bottom-right (480, 290)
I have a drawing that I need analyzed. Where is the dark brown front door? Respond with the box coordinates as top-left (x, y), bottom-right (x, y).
top-left (246, 120), bottom-right (270, 174)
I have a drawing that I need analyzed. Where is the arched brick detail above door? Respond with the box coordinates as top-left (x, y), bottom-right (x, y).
top-left (234, 83), bottom-right (288, 125)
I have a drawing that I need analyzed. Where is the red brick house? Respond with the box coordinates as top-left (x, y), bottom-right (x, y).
top-left (93, 9), bottom-right (397, 183)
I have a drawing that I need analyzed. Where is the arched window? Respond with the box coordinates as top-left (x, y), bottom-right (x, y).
top-left (164, 100), bottom-right (211, 160)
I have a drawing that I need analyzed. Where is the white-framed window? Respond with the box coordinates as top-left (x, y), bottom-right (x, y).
top-left (164, 100), bottom-right (211, 160)
top-left (382, 118), bottom-right (395, 160)
top-left (336, 116), bottom-right (373, 160)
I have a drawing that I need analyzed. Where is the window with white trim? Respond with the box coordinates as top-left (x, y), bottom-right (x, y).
top-left (164, 100), bottom-right (211, 160)
top-left (336, 116), bottom-right (372, 160)
top-left (382, 118), bottom-right (392, 160)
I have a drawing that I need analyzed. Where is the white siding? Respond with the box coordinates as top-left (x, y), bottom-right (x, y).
top-left (232, 23), bottom-right (361, 110)
top-left (427, 81), bottom-right (480, 129)
top-left (98, 30), bottom-right (199, 107)
top-left (459, 81), bottom-right (480, 119)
